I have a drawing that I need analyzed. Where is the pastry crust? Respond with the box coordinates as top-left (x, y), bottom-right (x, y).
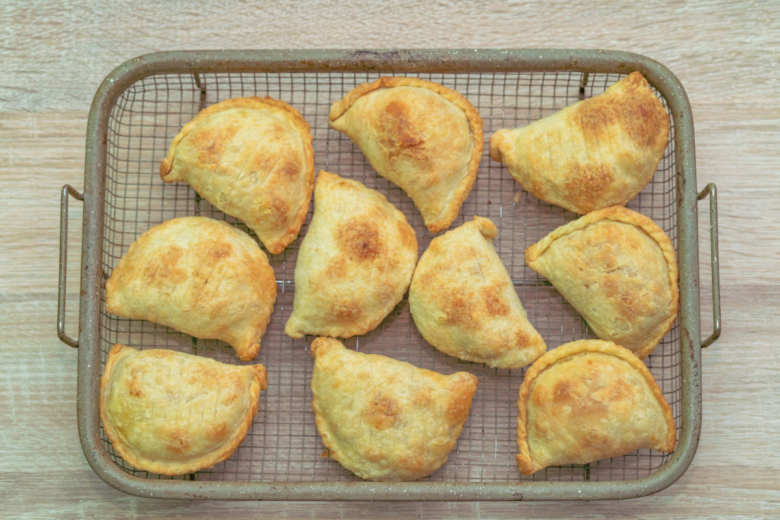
top-left (99, 344), bottom-right (268, 475)
top-left (284, 171), bottom-right (418, 339)
top-left (310, 337), bottom-right (478, 481)
top-left (409, 216), bottom-right (546, 368)
top-left (105, 217), bottom-right (277, 361)
top-left (525, 206), bottom-right (679, 359)
top-left (490, 72), bottom-right (669, 214)
top-left (160, 96), bottom-right (315, 255)
top-left (516, 340), bottom-right (676, 475)
top-left (330, 77), bottom-right (483, 233)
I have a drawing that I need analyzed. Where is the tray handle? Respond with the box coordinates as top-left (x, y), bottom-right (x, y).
top-left (58, 184), bottom-right (83, 348)
top-left (697, 182), bottom-right (721, 348)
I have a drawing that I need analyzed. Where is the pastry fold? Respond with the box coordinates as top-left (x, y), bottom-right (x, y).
top-left (285, 171), bottom-right (418, 339)
top-left (311, 337), bottom-right (478, 481)
top-left (525, 206), bottom-right (678, 359)
top-left (105, 217), bottom-right (277, 361)
top-left (160, 97), bottom-right (315, 254)
top-left (490, 72), bottom-right (669, 214)
top-left (100, 344), bottom-right (268, 475)
top-left (330, 77), bottom-right (483, 233)
top-left (410, 216), bottom-right (546, 368)
top-left (517, 340), bottom-right (676, 475)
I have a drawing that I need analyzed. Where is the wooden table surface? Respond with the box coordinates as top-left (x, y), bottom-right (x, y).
top-left (2, 1), bottom-right (779, 518)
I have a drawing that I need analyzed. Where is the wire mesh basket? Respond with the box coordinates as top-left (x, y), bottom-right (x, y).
top-left (58, 49), bottom-right (719, 501)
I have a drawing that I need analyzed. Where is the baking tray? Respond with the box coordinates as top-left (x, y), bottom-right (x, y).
top-left (57, 49), bottom-right (721, 501)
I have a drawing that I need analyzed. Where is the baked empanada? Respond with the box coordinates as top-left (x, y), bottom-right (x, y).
top-left (490, 72), bottom-right (669, 214)
top-left (310, 337), bottom-right (478, 481)
top-left (160, 97), bottom-right (314, 254)
top-left (517, 340), bottom-right (676, 475)
top-left (410, 216), bottom-right (546, 369)
top-left (284, 171), bottom-right (417, 339)
top-left (329, 77), bottom-right (483, 233)
top-left (105, 217), bottom-right (277, 361)
top-left (100, 344), bottom-right (268, 475)
top-left (525, 206), bottom-right (678, 359)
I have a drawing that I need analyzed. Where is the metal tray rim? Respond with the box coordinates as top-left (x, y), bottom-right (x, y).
top-left (76, 48), bottom-right (702, 501)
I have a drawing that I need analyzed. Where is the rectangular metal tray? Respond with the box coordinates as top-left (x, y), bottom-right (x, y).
top-left (58, 49), bottom-right (720, 501)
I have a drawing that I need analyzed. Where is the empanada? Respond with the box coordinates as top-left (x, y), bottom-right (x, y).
top-left (410, 216), bottom-right (546, 369)
top-left (160, 97), bottom-right (315, 254)
top-left (310, 337), bottom-right (478, 481)
top-left (105, 217), bottom-right (277, 361)
top-left (517, 340), bottom-right (676, 475)
top-left (490, 72), bottom-right (669, 214)
top-left (100, 344), bottom-right (268, 475)
top-left (284, 171), bottom-right (418, 339)
top-left (525, 206), bottom-right (678, 359)
top-left (329, 77), bottom-right (483, 233)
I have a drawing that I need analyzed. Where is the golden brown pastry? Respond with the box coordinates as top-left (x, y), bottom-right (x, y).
top-left (160, 97), bottom-right (314, 254)
top-left (525, 206), bottom-right (678, 359)
top-left (517, 340), bottom-right (676, 475)
top-left (105, 217), bottom-right (277, 361)
top-left (284, 171), bottom-right (418, 339)
top-left (310, 337), bottom-right (478, 481)
top-left (490, 72), bottom-right (669, 214)
top-left (329, 77), bottom-right (483, 233)
top-left (100, 344), bottom-right (268, 476)
top-left (409, 216), bottom-right (546, 369)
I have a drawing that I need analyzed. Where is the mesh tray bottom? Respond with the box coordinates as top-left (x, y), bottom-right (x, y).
top-left (99, 71), bottom-right (681, 483)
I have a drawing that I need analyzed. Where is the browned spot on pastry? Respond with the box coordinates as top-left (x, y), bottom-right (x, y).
top-left (332, 300), bottom-right (362, 322)
top-left (267, 124), bottom-right (287, 139)
top-left (400, 452), bottom-right (427, 476)
top-left (577, 99), bottom-right (613, 140)
top-left (165, 428), bottom-right (191, 454)
top-left (445, 290), bottom-right (477, 329)
top-left (618, 75), bottom-right (666, 148)
top-left (187, 121), bottom-right (242, 167)
top-left (337, 220), bottom-right (382, 261)
top-left (445, 374), bottom-right (478, 423)
top-left (326, 257), bottom-right (348, 279)
top-left (563, 163), bottom-right (615, 213)
top-left (621, 98), bottom-right (661, 147)
top-left (143, 247), bottom-right (185, 285)
top-left (602, 275), bottom-right (640, 322)
top-left (396, 219), bottom-right (417, 250)
top-left (365, 447), bottom-right (384, 462)
top-left (552, 380), bottom-right (578, 405)
top-left (207, 243), bottom-right (233, 259)
top-left (126, 374), bottom-right (145, 398)
top-left (365, 393), bottom-right (400, 430)
top-left (207, 421), bottom-right (230, 442)
top-left (280, 157), bottom-right (302, 178)
top-left (606, 377), bottom-right (631, 402)
top-left (579, 431), bottom-right (614, 452)
top-left (548, 376), bottom-right (609, 420)
top-left (380, 99), bottom-right (427, 160)
top-left (514, 327), bottom-right (533, 349)
top-left (262, 191), bottom-right (291, 223)
top-left (483, 282), bottom-right (510, 317)
top-left (576, 72), bottom-right (664, 150)
top-left (413, 387), bottom-right (433, 407)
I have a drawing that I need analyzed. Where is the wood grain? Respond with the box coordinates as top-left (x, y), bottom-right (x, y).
top-left (2, 1), bottom-right (780, 518)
